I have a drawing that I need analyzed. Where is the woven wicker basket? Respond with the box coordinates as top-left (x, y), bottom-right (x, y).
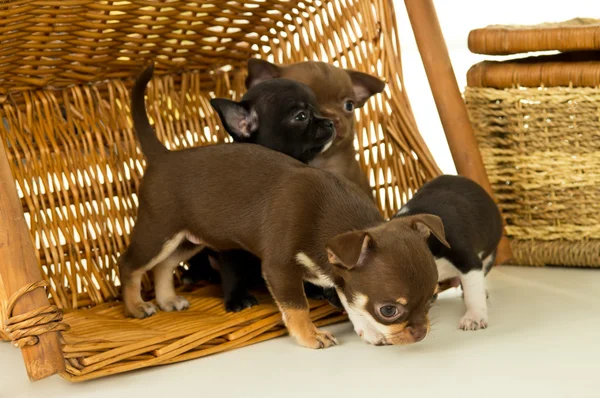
top-left (465, 31), bottom-right (600, 267)
top-left (0, 0), bottom-right (447, 382)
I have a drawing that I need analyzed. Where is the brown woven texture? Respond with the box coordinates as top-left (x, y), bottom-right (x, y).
top-left (465, 85), bottom-right (600, 267)
top-left (468, 18), bottom-right (600, 55)
top-left (58, 285), bottom-right (344, 382)
top-left (467, 52), bottom-right (600, 88)
top-left (0, 0), bottom-right (439, 381)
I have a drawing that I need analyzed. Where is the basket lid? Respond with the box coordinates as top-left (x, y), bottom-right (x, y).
top-left (468, 18), bottom-right (600, 56)
top-left (467, 52), bottom-right (600, 88)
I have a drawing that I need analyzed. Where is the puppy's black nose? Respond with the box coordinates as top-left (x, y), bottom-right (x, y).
top-left (323, 119), bottom-right (334, 129)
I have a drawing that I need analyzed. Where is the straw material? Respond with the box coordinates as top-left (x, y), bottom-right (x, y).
top-left (0, 0), bottom-right (439, 381)
top-left (58, 284), bottom-right (343, 382)
top-left (3, 281), bottom-right (70, 348)
top-left (465, 86), bottom-right (600, 267)
top-left (467, 52), bottom-right (600, 88)
top-left (468, 18), bottom-right (600, 55)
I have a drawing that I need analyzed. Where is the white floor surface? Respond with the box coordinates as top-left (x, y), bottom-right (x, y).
top-left (2, 266), bottom-right (599, 398)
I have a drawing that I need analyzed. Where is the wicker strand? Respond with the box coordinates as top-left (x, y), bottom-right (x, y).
top-left (2, 281), bottom-right (70, 348)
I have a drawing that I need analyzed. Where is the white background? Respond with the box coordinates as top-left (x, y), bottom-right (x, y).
top-left (393, 0), bottom-right (600, 174)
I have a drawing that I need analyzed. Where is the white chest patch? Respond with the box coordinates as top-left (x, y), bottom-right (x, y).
top-left (436, 257), bottom-right (461, 281)
top-left (320, 140), bottom-right (333, 154)
top-left (295, 252), bottom-right (334, 288)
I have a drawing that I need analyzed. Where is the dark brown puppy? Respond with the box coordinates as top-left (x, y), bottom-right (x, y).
top-left (122, 64), bottom-right (445, 348)
top-left (184, 59), bottom-right (386, 307)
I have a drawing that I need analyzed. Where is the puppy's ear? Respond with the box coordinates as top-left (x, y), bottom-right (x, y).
top-left (346, 70), bottom-right (386, 107)
top-left (246, 58), bottom-right (281, 89)
top-left (210, 98), bottom-right (258, 140)
top-left (326, 231), bottom-right (373, 270)
top-left (406, 214), bottom-right (450, 249)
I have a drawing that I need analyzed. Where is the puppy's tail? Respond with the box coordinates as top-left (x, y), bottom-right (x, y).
top-left (131, 63), bottom-right (168, 161)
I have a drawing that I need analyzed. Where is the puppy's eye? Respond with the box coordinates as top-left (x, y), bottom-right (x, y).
top-left (431, 294), bottom-right (438, 304)
top-left (294, 111), bottom-right (307, 121)
top-left (343, 100), bottom-right (355, 112)
top-left (379, 305), bottom-right (399, 319)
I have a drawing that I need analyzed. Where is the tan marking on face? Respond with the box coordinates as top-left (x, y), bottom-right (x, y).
top-left (350, 293), bottom-right (429, 345)
top-left (279, 307), bottom-right (338, 349)
top-left (396, 297), bottom-right (408, 305)
top-left (385, 321), bottom-right (409, 335)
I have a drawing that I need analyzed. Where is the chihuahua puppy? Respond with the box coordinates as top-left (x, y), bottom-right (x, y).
top-left (246, 59), bottom-right (386, 198)
top-left (122, 64), bottom-right (445, 348)
top-left (394, 175), bottom-right (503, 330)
top-left (182, 75), bottom-right (345, 312)
top-left (135, 65), bottom-right (336, 311)
top-left (184, 59), bottom-right (386, 306)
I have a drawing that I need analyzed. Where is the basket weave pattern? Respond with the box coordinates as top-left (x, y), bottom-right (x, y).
top-left (0, 0), bottom-right (438, 380)
top-left (465, 86), bottom-right (600, 266)
top-left (468, 18), bottom-right (600, 55)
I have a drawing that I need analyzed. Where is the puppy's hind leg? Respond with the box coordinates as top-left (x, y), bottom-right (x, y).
top-left (154, 240), bottom-right (203, 312)
top-left (119, 214), bottom-right (187, 318)
top-left (121, 262), bottom-right (158, 319)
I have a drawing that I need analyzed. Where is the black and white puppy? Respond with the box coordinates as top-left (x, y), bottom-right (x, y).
top-left (394, 175), bottom-right (503, 330)
top-left (181, 78), bottom-right (339, 312)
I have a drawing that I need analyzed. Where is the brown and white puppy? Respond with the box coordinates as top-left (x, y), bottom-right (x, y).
top-left (182, 59), bottom-right (386, 304)
top-left (246, 59), bottom-right (386, 198)
top-left (122, 64), bottom-right (444, 348)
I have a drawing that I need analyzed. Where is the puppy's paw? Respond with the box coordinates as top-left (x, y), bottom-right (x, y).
top-left (127, 301), bottom-right (158, 319)
top-left (458, 311), bottom-right (488, 331)
top-left (297, 327), bottom-right (338, 349)
top-left (158, 296), bottom-right (190, 312)
top-left (225, 294), bottom-right (259, 313)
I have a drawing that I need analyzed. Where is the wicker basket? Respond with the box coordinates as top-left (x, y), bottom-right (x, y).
top-left (465, 30), bottom-right (600, 267)
top-left (0, 0), bottom-right (443, 382)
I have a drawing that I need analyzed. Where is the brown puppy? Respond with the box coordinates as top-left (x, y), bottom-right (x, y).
top-left (184, 59), bottom-right (386, 306)
top-left (122, 65), bottom-right (446, 348)
top-left (246, 59), bottom-right (385, 198)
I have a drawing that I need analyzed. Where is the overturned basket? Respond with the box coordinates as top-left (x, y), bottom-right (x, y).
top-left (0, 0), bottom-right (449, 382)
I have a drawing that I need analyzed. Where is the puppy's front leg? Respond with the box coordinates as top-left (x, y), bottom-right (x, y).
top-left (459, 268), bottom-right (488, 331)
top-left (263, 261), bottom-right (338, 349)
